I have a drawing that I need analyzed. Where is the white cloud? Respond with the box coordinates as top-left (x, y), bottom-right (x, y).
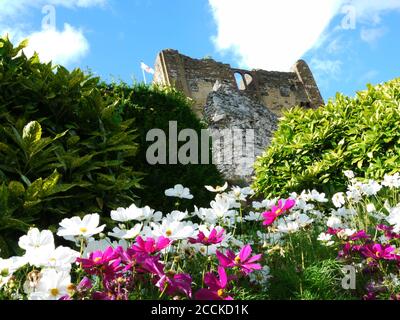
top-left (209, 0), bottom-right (343, 71)
top-left (208, 0), bottom-right (400, 71)
top-left (22, 24), bottom-right (89, 66)
top-left (360, 27), bottom-right (387, 45)
top-left (0, 0), bottom-right (106, 66)
top-left (348, 0), bottom-right (400, 23)
top-left (310, 59), bottom-right (342, 77)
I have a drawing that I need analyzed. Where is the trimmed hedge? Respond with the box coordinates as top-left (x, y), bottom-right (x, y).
top-left (101, 83), bottom-right (223, 212)
top-left (253, 78), bottom-right (400, 198)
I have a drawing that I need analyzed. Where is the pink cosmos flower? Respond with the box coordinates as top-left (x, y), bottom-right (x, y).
top-left (216, 244), bottom-right (262, 275)
top-left (131, 236), bottom-right (172, 254)
top-left (360, 243), bottom-right (397, 261)
top-left (188, 228), bottom-right (225, 246)
top-left (77, 246), bottom-right (123, 277)
top-left (349, 230), bottom-right (371, 241)
top-left (377, 225), bottom-right (400, 240)
top-left (156, 272), bottom-right (193, 298)
top-left (195, 266), bottom-right (233, 300)
top-left (262, 198), bottom-right (296, 226)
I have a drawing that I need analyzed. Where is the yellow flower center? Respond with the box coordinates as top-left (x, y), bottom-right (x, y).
top-left (50, 288), bottom-right (59, 297)
top-left (217, 289), bottom-right (224, 297)
top-left (276, 209), bottom-right (283, 215)
top-left (94, 257), bottom-right (102, 263)
top-left (204, 237), bottom-right (209, 242)
top-left (166, 230), bottom-right (172, 237)
top-left (80, 227), bottom-right (88, 233)
top-left (234, 256), bottom-right (241, 264)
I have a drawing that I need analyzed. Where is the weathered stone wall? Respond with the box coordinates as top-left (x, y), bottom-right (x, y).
top-left (153, 49), bottom-right (324, 118)
top-left (204, 83), bottom-right (278, 184)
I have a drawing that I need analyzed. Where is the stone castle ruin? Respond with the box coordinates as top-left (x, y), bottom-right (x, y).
top-left (153, 49), bottom-right (324, 183)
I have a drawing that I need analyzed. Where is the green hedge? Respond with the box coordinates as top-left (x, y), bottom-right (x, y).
top-left (101, 83), bottom-right (223, 212)
top-left (0, 37), bottom-right (143, 255)
top-left (253, 78), bottom-right (400, 198)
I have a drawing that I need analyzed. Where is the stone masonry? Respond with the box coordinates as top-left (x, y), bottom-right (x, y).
top-left (152, 49), bottom-right (324, 183)
top-left (153, 49), bottom-right (324, 118)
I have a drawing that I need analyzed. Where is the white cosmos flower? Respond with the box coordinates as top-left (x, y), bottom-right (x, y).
top-left (297, 214), bottom-right (314, 227)
top-left (277, 220), bottom-right (299, 234)
top-left (0, 257), bottom-right (27, 288)
top-left (244, 211), bottom-right (263, 222)
top-left (165, 210), bottom-right (189, 222)
top-left (327, 216), bottom-right (343, 229)
top-left (57, 213), bottom-right (105, 241)
top-left (332, 192), bottom-right (346, 208)
top-left (193, 206), bottom-right (216, 224)
top-left (210, 194), bottom-right (234, 220)
top-left (205, 182), bottom-right (228, 193)
top-left (108, 223), bottom-right (143, 240)
top-left (111, 204), bottom-right (162, 223)
top-left (382, 173), bottom-right (400, 189)
top-left (150, 220), bottom-right (197, 240)
top-left (230, 186), bottom-right (254, 201)
top-left (387, 205), bottom-right (400, 232)
top-left (317, 233), bottom-right (334, 246)
top-left (308, 190), bottom-right (328, 203)
top-left (110, 204), bottom-right (142, 222)
top-left (361, 180), bottom-right (382, 196)
top-left (19, 228), bottom-right (55, 254)
top-left (19, 229), bottom-right (55, 265)
top-left (40, 247), bottom-right (80, 271)
top-left (252, 199), bottom-right (277, 210)
top-left (164, 184), bottom-right (193, 199)
top-left (29, 269), bottom-right (72, 300)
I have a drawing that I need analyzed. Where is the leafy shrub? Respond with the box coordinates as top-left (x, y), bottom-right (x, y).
top-left (0, 37), bottom-right (142, 254)
top-left (101, 83), bottom-right (223, 212)
top-left (253, 78), bottom-right (400, 198)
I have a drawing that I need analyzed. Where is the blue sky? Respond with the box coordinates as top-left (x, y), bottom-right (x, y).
top-left (1, 0), bottom-right (400, 102)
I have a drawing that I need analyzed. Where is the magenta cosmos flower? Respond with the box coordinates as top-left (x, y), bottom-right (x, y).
top-left (131, 236), bottom-right (172, 254)
top-left (216, 244), bottom-right (262, 275)
top-left (195, 266), bottom-right (233, 300)
top-left (156, 272), bottom-right (193, 298)
top-left (262, 198), bottom-right (296, 226)
top-left (77, 246), bottom-right (122, 277)
top-left (360, 243), bottom-right (397, 261)
top-left (188, 228), bottom-right (225, 246)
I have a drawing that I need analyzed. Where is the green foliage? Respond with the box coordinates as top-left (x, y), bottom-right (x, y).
top-left (100, 83), bottom-right (223, 212)
top-left (253, 78), bottom-right (400, 198)
top-left (0, 37), bottom-right (142, 254)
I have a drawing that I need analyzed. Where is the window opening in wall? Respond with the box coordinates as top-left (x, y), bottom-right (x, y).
top-left (234, 72), bottom-right (246, 90)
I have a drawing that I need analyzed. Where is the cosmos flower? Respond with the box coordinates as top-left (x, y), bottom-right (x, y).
top-left (131, 236), bottom-right (172, 254)
top-left (57, 214), bottom-right (105, 241)
top-left (189, 227), bottom-right (225, 246)
top-left (165, 184), bottom-right (194, 199)
top-left (360, 243), bottom-right (397, 261)
top-left (216, 245), bottom-right (262, 275)
top-left (195, 266), bottom-right (233, 300)
top-left (19, 229), bottom-right (55, 264)
top-left (262, 198), bottom-right (296, 226)
top-left (205, 182), bottom-right (228, 193)
top-left (29, 269), bottom-right (72, 300)
top-left (108, 223), bottom-right (143, 240)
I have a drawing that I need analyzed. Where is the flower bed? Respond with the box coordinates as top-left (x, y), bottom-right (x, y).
top-left (1, 172), bottom-right (400, 300)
